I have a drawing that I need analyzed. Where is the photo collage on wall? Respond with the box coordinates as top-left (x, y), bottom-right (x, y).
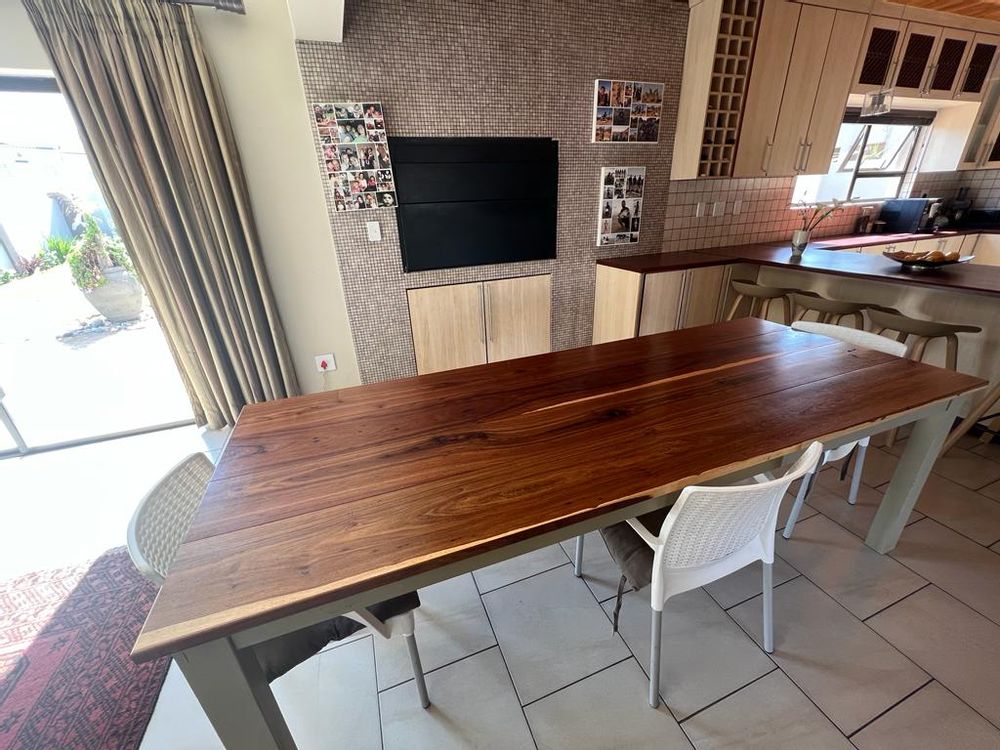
top-left (593, 80), bottom-right (663, 143)
top-left (312, 102), bottom-right (396, 212)
top-left (598, 166), bottom-right (645, 246)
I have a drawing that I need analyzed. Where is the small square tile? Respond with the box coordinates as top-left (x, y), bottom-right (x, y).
top-left (728, 576), bottom-right (927, 734)
top-left (682, 670), bottom-right (851, 750)
top-left (604, 587), bottom-right (773, 720)
top-left (525, 659), bottom-right (689, 750)
top-left (473, 544), bottom-right (569, 594)
top-left (868, 586), bottom-right (1000, 727)
top-left (775, 514), bottom-right (925, 619)
top-left (852, 681), bottom-right (1000, 750)
top-left (482, 565), bottom-right (629, 705)
top-left (890, 519), bottom-right (1000, 624)
top-left (374, 573), bottom-right (495, 690)
top-left (379, 648), bottom-right (534, 750)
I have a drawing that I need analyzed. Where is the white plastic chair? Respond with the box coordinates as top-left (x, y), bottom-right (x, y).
top-left (127, 453), bottom-right (430, 707)
top-left (631, 442), bottom-right (823, 708)
top-left (781, 322), bottom-right (908, 539)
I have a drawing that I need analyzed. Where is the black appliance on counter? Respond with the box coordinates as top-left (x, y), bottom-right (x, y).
top-left (877, 198), bottom-right (939, 233)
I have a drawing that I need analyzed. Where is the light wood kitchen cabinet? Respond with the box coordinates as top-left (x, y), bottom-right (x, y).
top-left (924, 28), bottom-right (976, 99)
top-left (852, 16), bottom-right (904, 93)
top-left (891, 22), bottom-right (942, 97)
top-left (967, 234), bottom-right (1000, 266)
top-left (408, 275), bottom-right (551, 374)
top-left (955, 35), bottom-right (1000, 101)
top-left (912, 235), bottom-right (965, 255)
top-left (593, 265), bottom-right (727, 344)
top-left (960, 78), bottom-right (1000, 169)
top-left (483, 275), bottom-right (551, 363)
top-left (734, 2), bottom-right (864, 177)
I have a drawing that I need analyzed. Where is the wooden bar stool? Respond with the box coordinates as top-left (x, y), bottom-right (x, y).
top-left (867, 308), bottom-right (982, 446)
top-left (725, 281), bottom-right (794, 326)
top-left (790, 292), bottom-right (866, 328)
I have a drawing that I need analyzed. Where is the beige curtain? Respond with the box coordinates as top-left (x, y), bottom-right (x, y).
top-left (22, 0), bottom-right (300, 428)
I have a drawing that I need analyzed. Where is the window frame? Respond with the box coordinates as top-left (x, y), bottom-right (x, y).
top-left (842, 122), bottom-right (920, 202)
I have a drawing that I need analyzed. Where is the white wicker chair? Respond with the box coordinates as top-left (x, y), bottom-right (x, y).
top-left (633, 442), bottom-right (823, 708)
top-left (781, 322), bottom-right (908, 539)
top-left (126, 452), bottom-right (430, 706)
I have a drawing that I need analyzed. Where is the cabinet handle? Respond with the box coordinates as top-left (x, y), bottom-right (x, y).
top-left (483, 285), bottom-right (491, 347)
top-left (802, 142), bottom-right (813, 173)
top-left (762, 137), bottom-right (774, 174)
top-left (794, 140), bottom-right (806, 173)
top-left (922, 63), bottom-right (936, 95)
top-left (984, 139), bottom-right (996, 166)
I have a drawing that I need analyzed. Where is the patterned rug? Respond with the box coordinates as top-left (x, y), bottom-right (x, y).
top-left (0, 549), bottom-right (169, 750)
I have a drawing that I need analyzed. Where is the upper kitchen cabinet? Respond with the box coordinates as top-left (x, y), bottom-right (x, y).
top-left (852, 18), bottom-right (997, 101)
top-left (960, 78), bottom-right (1000, 170)
top-left (733, 2), bottom-right (865, 177)
top-left (671, 0), bottom-right (762, 179)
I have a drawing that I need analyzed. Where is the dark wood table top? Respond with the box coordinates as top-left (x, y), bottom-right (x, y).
top-left (597, 239), bottom-right (1000, 297)
top-left (132, 319), bottom-right (984, 661)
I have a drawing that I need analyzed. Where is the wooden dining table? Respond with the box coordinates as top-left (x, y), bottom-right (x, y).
top-left (131, 318), bottom-right (984, 750)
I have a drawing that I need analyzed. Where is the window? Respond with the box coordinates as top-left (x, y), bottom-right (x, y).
top-left (793, 112), bottom-right (929, 204)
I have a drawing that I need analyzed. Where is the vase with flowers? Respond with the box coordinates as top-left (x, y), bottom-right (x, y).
top-left (789, 200), bottom-right (843, 257)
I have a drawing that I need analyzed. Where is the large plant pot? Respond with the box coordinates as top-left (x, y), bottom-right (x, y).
top-left (83, 266), bottom-right (143, 322)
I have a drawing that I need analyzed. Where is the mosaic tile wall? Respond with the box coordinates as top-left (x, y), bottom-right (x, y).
top-left (297, 0), bottom-right (686, 383)
top-left (911, 169), bottom-right (1000, 209)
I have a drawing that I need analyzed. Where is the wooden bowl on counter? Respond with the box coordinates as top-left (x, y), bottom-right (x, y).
top-left (882, 248), bottom-right (975, 272)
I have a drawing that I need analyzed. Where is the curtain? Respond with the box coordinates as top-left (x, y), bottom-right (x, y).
top-left (22, 0), bottom-right (300, 428)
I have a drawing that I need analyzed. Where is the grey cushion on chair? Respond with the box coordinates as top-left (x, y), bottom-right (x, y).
top-left (253, 591), bottom-right (420, 682)
top-left (599, 507), bottom-right (670, 592)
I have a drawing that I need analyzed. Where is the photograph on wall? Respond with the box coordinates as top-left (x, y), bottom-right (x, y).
top-left (593, 80), bottom-right (663, 143)
top-left (597, 166), bottom-right (645, 246)
top-left (312, 101), bottom-right (395, 212)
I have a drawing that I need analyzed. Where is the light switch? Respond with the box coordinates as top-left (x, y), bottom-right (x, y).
top-left (365, 221), bottom-right (382, 242)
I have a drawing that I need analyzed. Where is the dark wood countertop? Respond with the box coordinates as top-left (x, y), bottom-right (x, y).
top-left (596, 235), bottom-right (1000, 298)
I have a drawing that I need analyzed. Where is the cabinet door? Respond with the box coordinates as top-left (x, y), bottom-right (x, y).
top-left (593, 265), bottom-right (643, 344)
top-left (969, 234), bottom-right (1000, 266)
top-left (925, 28), bottom-right (975, 100)
top-left (983, 119), bottom-right (1000, 169)
top-left (893, 23), bottom-right (941, 97)
top-left (484, 275), bottom-right (551, 363)
top-left (802, 10), bottom-right (867, 175)
top-left (870, 240), bottom-right (916, 256)
top-left (960, 79), bottom-right (1000, 168)
top-left (960, 234), bottom-right (980, 255)
top-left (679, 266), bottom-right (727, 328)
top-left (770, 5), bottom-right (836, 176)
top-left (732, 0), bottom-right (799, 177)
top-left (853, 17), bottom-right (904, 93)
top-left (956, 35), bottom-right (1000, 101)
top-left (638, 270), bottom-right (685, 336)
top-left (408, 283), bottom-right (486, 375)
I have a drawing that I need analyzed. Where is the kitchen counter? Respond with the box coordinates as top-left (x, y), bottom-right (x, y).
top-left (597, 236), bottom-right (1000, 297)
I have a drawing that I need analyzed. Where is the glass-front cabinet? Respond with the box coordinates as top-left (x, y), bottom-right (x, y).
top-left (961, 78), bottom-right (1000, 169)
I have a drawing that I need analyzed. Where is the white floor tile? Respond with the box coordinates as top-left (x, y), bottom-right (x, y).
top-left (525, 659), bottom-right (690, 750)
top-left (682, 670), bottom-right (851, 750)
top-left (473, 544), bottom-right (569, 594)
top-left (379, 647), bottom-right (534, 750)
top-left (702, 557), bottom-right (798, 610)
top-left (374, 572), bottom-right (495, 689)
top-left (483, 565), bottom-right (630, 705)
top-left (605, 588), bottom-right (774, 721)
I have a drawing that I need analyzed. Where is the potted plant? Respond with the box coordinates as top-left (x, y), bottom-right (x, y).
top-left (789, 199), bottom-right (843, 256)
top-left (67, 217), bottom-right (143, 322)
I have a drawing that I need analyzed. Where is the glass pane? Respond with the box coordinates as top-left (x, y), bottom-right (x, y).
top-left (857, 124), bottom-right (917, 172)
top-left (858, 27), bottom-right (899, 87)
top-left (828, 123), bottom-right (865, 173)
top-left (850, 175), bottom-right (903, 201)
top-left (792, 173), bottom-right (852, 203)
top-left (895, 33), bottom-right (935, 89)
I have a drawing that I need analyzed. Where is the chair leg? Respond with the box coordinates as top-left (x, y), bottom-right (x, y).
top-left (852, 311), bottom-right (864, 329)
top-left (726, 293), bottom-right (743, 321)
top-left (780, 295), bottom-right (792, 326)
top-left (762, 562), bottom-right (774, 653)
top-left (782, 472), bottom-right (814, 540)
top-left (944, 333), bottom-right (959, 371)
top-left (404, 634), bottom-right (431, 709)
top-left (573, 535), bottom-right (584, 577)
top-left (648, 607), bottom-right (662, 709)
top-left (848, 439), bottom-right (868, 506)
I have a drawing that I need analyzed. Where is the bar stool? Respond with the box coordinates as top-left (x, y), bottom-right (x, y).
top-left (790, 292), bottom-right (866, 329)
top-left (725, 281), bottom-right (794, 326)
top-left (867, 308), bottom-right (982, 446)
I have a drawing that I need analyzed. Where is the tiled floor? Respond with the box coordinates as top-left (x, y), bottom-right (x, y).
top-left (130, 430), bottom-right (1000, 749)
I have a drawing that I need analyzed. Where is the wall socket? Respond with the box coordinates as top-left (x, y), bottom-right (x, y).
top-left (315, 353), bottom-right (336, 372)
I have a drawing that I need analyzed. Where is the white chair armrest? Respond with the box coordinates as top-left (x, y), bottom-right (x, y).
top-left (626, 518), bottom-right (661, 550)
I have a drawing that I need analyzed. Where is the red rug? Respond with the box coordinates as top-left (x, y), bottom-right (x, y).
top-left (0, 549), bottom-right (169, 750)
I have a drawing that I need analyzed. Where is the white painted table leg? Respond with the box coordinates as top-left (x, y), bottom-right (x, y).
top-left (866, 399), bottom-right (960, 554)
top-left (175, 637), bottom-right (297, 750)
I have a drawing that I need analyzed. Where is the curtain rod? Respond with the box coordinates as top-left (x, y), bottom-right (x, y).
top-left (165, 0), bottom-right (245, 14)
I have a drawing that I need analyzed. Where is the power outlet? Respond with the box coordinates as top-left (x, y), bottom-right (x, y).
top-left (315, 353), bottom-right (336, 373)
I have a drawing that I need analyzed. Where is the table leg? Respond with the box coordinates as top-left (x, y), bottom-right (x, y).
top-left (175, 637), bottom-right (297, 750)
top-left (866, 399), bottom-right (960, 554)
top-left (940, 380), bottom-right (1000, 455)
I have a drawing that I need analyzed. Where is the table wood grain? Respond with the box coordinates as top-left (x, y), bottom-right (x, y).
top-left (132, 319), bottom-right (984, 661)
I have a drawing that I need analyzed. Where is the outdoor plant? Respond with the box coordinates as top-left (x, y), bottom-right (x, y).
top-left (0, 269), bottom-right (14, 286)
top-left (40, 236), bottom-right (73, 269)
top-left (66, 216), bottom-right (135, 292)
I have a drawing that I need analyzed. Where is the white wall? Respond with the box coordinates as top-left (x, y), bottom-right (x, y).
top-left (194, 0), bottom-right (360, 393)
top-left (0, 1), bottom-right (50, 72)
